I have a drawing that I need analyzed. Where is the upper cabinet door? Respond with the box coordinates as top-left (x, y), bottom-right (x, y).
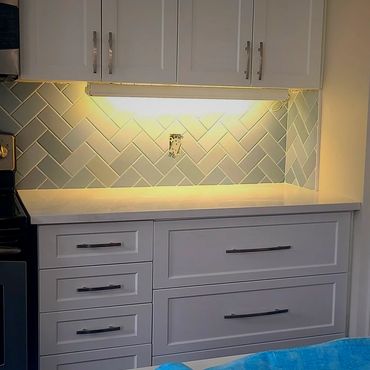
top-left (177, 0), bottom-right (254, 86)
top-left (102, 0), bottom-right (178, 83)
top-left (252, 0), bottom-right (325, 88)
top-left (20, 0), bottom-right (101, 81)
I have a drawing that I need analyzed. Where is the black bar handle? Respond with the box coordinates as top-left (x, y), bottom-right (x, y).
top-left (77, 284), bottom-right (122, 293)
top-left (76, 242), bottom-right (122, 249)
top-left (226, 245), bottom-right (292, 254)
top-left (224, 308), bottom-right (289, 319)
top-left (76, 326), bottom-right (121, 335)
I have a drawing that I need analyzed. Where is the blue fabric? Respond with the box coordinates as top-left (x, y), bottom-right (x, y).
top-left (156, 338), bottom-right (370, 370)
top-left (206, 338), bottom-right (370, 370)
top-left (156, 363), bottom-right (192, 370)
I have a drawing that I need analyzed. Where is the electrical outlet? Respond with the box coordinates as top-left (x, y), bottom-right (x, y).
top-left (169, 134), bottom-right (183, 158)
top-left (0, 134), bottom-right (15, 171)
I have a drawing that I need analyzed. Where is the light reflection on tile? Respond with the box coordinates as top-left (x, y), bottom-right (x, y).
top-left (0, 82), bottom-right (319, 189)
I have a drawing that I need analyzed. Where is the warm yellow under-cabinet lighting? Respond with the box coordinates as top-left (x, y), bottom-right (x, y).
top-left (96, 97), bottom-right (256, 116)
top-left (86, 82), bottom-right (289, 101)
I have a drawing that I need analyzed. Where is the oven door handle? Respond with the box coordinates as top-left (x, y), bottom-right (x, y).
top-left (0, 247), bottom-right (21, 255)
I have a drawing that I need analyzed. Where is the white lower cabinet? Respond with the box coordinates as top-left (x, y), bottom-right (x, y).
top-left (152, 212), bottom-right (352, 364)
top-left (153, 275), bottom-right (347, 355)
top-left (40, 304), bottom-right (152, 355)
top-left (38, 212), bottom-right (352, 369)
top-left (152, 334), bottom-right (344, 365)
top-left (39, 263), bottom-right (152, 312)
top-left (40, 345), bottom-right (152, 370)
top-left (38, 222), bottom-right (153, 370)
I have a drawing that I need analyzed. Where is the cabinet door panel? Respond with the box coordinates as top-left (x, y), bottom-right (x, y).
top-left (252, 0), bottom-right (324, 88)
top-left (40, 345), bottom-right (151, 370)
top-left (40, 304), bottom-right (151, 355)
top-left (154, 213), bottom-right (351, 288)
top-left (102, 0), bottom-right (177, 83)
top-left (178, 0), bottom-right (253, 86)
top-left (153, 275), bottom-right (347, 355)
top-left (20, 0), bottom-right (101, 81)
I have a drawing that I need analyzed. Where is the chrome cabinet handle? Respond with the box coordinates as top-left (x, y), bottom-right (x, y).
top-left (226, 245), bottom-right (291, 254)
top-left (92, 31), bottom-right (98, 74)
top-left (0, 247), bottom-right (21, 255)
top-left (244, 41), bottom-right (251, 80)
top-left (108, 32), bottom-right (113, 75)
top-left (76, 326), bottom-right (121, 335)
top-left (77, 284), bottom-right (122, 293)
top-left (224, 308), bottom-right (289, 320)
top-left (76, 242), bottom-right (122, 249)
top-left (257, 41), bottom-right (264, 80)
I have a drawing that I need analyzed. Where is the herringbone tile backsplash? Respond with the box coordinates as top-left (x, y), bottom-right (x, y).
top-left (0, 81), bottom-right (319, 189)
top-left (285, 90), bottom-right (320, 189)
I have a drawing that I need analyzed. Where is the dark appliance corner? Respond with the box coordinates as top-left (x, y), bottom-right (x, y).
top-left (0, 132), bottom-right (38, 370)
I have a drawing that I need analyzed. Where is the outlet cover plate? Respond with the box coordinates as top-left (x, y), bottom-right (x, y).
top-left (0, 134), bottom-right (16, 171)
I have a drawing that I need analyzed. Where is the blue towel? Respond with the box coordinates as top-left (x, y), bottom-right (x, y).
top-left (157, 363), bottom-right (192, 370)
top-left (206, 338), bottom-right (370, 370)
top-left (156, 338), bottom-right (370, 370)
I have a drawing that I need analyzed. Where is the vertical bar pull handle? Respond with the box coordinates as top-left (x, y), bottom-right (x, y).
top-left (92, 31), bottom-right (98, 74)
top-left (244, 41), bottom-right (251, 80)
top-left (257, 41), bottom-right (264, 80)
top-left (108, 32), bottom-right (113, 75)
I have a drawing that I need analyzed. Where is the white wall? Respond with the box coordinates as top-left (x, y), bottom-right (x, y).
top-left (350, 87), bottom-right (370, 336)
top-left (317, 0), bottom-right (370, 336)
top-left (319, 0), bottom-right (370, 201)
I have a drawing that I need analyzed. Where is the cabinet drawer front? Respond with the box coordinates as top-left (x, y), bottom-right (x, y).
top-left (39, 221), bottom-right (153, 268)
top-left (154, 213), bottom-right (351, 288)
top-left (153, 275), bottom-right (347, 355)
top-left (40, 344), bottom-right (151, 370)
top-left (40, 304), bottom-right (151, 355)
top-left (152, 333), bottom-right (344, 365)
top-left (40, 263), bottom-right (152, 312)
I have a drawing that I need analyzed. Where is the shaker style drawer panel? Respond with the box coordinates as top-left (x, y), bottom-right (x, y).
top-left (154, 213), bottom-right (351, 288)
top-left (152, 333), bottom-right (344, 365)
top-left (40, 304), bottom-right (152, 355)
top-left (40, 263), bottom-right (152, 312)
top-left (40, 344), bottom-right (151, 370)
top-left (153, 274), bottom-right (347, 355)
top-left (39, 221), bottom-right (153, 268)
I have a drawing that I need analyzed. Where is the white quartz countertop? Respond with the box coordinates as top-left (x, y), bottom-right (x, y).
top-left (18, 184), bottom-right (360, 225)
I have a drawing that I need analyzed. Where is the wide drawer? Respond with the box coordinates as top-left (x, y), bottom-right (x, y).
top-left (40, 263), bottom-right (152, 312)
top-left (153, 274), bottom-right (347, 355)
top-left (152, 333), bottom-right (344, 365)
top-left (39, 221), bottom-right (153, 268)
top-left (154, 213), bottom-right (351, 288)
top-left (40, 344), bottom-right (151, 370)
top-left (40, 304), bottom-right (151, 355)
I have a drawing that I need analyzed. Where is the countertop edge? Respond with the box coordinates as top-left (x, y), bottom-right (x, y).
top-left (29, 202), bottom-right (361, 225)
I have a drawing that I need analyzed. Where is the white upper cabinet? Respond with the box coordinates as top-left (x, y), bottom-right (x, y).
top-left (252, 0), bottom-right (325, 88)
top-left (20, 0), bottom-right (101, 81)
top-left (20, 0), bottom-right (325, 88)
top-left (102, 0), bottom-right (178, 83)
top-left (177, 0), bottom-right (253, 86)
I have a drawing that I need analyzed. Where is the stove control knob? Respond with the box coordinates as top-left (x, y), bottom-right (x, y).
top-left (0, 145), bottom-right (9, 159)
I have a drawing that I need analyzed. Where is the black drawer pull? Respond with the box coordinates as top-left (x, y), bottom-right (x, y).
top-left (226, 245), bottom-right (292, 254)
top-left (76, 242), bottom-right (122, 249)
top-left (77, 284), bottom-right (122, 293)
top-left (76, 326), bottom-right (121, 335)
top-left (224, 308), bottom-right (289, 319)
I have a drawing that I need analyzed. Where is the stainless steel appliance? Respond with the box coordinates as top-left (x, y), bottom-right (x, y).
top-left (0, 133), bottom-right (37, 370)
top-left (0, 0), bottom-right (19, 80)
